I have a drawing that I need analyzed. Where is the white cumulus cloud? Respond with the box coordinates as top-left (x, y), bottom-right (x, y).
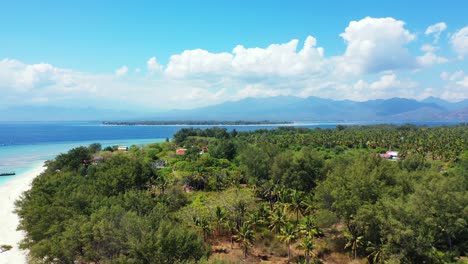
top-left (440, 70), bottom-right (464, 81)
top-left (417, 45), bottom-right (448, 67)
top-left (0, 59), bottom-right (69, 91)
top-left (370, 74), bottom-right (402, 90)
top-left (164, 36), bottom-right (327, 79)
top-left (457, 76), bottom-right (468, 88)
top-left (425, 22), bottom-right (447, 43)
top-left (2, 16), bottom-right (468, 109)
top-left (234, 84), bottom-right (292, 99)
top-left (231, 36), bottom-right (326, 78)
top-left (337, 17), bottom-right (416, 75)
top-left (451, 26), bottom-right (468, 59)
top-left (147, 57), bottom-right (163, 74)
top-left (438, 70), bottom-right (468, 101)
top-left (165, 49), bottom-right (232, 78)
top-left (115, 66), bottom-right (128, 76)
top-left (342, 74), bottom-right (420, 101)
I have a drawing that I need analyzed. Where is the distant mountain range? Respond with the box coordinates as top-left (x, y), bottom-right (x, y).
top-left (1, 96), bottom-right (467, 122)
top-left (156, 96), bottom-right (468, 122)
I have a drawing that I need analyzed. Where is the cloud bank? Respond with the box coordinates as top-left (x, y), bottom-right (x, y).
top-left (0, 17), bottom-right (467, 110)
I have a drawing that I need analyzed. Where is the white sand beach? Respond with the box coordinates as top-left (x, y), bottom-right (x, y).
top-left (0, 165), bottom-right (45, 264)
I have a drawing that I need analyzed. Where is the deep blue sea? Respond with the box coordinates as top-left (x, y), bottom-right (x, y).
top-left (0, 121), bottom-right (461, 186)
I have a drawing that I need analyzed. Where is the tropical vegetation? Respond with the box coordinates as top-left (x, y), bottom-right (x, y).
top-left (16, 124), bottom-right (468, 263)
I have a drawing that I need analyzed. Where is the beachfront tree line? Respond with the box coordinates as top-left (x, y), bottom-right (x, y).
top-left (15, 124), bottom-right (468, 263)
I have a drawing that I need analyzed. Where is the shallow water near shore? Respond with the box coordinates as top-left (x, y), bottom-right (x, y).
top-left (0, 120), bottom-right (461, 186)
top-left (0, 138), bottom-right (165, 186)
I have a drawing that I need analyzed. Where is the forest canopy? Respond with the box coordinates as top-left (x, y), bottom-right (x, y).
top-left (15, 124), bottom-right (468, 263)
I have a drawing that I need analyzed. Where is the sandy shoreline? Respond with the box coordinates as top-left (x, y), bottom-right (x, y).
top-left (0, 164), bottom-right (46, 264)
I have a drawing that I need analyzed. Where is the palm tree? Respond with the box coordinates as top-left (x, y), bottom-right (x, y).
top-left (192, 172), bottom-right (207, 190)
top-left (345, 234), bottom-right (363, 260)
top-left (300, 194), bottom-right (315, 215)
top-left (232, 223), bottom-right (255, 258)
top-left (193, 216), bottom-right (211, 241)
top-left (298, 215), bottom-right (321, 238)
top-left (224, 219), bottom-right (237, 249)
top-left (233, 200), bottom-right (248, 228)
top-left (256, 183), bottom-right (279, 211)
top-left (289, 190), bottom-right (305, 224)
top-left (277, 188), bottom-right (290, 204)
top-left (278, 222), bottom-right (298, 263)
top-left (269, 206), bottom-right (287, 234)
top-left (214, 206), bottom-right (226, 236)
top-left (257, 204), bottom-right (270, 223)
top-left (366, 241), bottom-right (384, 264)
top-left (246, 211), bottom-right (261, 229)
top-left (297, 235), bottom-right (315, 264)
top-left (155, 173), bottom-right (169, 194)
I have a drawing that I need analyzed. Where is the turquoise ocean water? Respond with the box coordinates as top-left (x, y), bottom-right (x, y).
top-left (0, 121), bottom-right (301, 186)
top-left (0, 138), bottom-right (165, 186)
top-left (0, 121), bottom-right (461, 187)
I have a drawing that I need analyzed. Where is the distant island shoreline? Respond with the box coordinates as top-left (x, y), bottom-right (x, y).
top-left (101, 120), bottom-right (465, 127)
top-left (102, 120), bottom-right (295, 126)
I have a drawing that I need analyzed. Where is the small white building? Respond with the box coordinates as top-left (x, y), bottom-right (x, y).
top-left (380, 150), bottom-right (399, 160)
top-left (117, 146), bottom-right (128, 151)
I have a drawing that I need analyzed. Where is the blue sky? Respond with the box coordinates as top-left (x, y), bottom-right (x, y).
top-left (1, 0), bottom-right (467, 111)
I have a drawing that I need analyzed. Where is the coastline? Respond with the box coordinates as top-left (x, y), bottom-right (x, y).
top-left (0, 163), bottom-right (46, 264)
top-left (100, 123), bottom-right (297, 127)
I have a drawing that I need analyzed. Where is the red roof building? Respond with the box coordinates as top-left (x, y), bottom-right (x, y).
top-left (176, 148), bottom-right (187, 155)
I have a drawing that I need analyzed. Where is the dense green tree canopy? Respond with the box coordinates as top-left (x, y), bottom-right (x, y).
top-left (15, 124), bottom-right (468, 263)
